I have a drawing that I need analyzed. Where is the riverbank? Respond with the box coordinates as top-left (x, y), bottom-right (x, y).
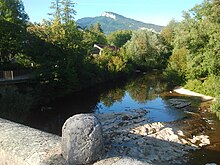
top-left (173, 87), bottom-right (216, 102)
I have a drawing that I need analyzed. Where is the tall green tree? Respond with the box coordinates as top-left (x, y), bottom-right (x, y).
top-left (107, 30), bottom-right (132, 48)
top-left (61, 0), bottom-right (76, 23)
top-left (160, 19), bottom-right (178, 47)
top-left (90, 23), bottom-right (103, 33)
top-left (0, 0), bottom-right (29, 67)
top-left (27, 0), bottom-right (84, 96)
top-left (124, 30), bottom-right (168, 69)
top-left (166, 0), bottom-right (220, 79)
top-left (0, 0), bottom-right (29, 25)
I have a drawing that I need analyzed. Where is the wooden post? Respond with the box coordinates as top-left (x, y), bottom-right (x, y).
top-left (11, 70), bottom-right (14, 80)
top-left (3, 71), bottom-right (14, 80)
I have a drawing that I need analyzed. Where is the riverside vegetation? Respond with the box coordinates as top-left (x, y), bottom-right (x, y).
top-left (0, 0), bottom-right (220, 119)
top-left (161, 0), bottom-right (220, 118)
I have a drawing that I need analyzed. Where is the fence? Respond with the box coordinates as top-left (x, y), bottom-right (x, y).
top-left (0, 70), bottom-right (31, 80)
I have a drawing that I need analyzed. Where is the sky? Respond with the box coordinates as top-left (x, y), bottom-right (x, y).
top-left (22, 0), bottom-right (204, 26)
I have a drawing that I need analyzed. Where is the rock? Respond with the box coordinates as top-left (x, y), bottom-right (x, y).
top-left (122, 115), bottom-right (131, 121)
top-left (62, 114), bottom-right (103, 165)
top-left (168, 99), bottom-right (191, 109)
top-left (93, 157), bottom-right (150, 165)
top-left (112, 157), bottom-right (150, 165)
top-left (189, 135), bottom-right (210, 147)
top-left (95, 109), bottom-right (210, 164)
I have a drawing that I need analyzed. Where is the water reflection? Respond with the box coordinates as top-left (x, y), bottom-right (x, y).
top-left (97, 74), bottom-right (185, 121)
top-left (125, 74), bottom-right (168, 103)
top-left (0, 73), bottom-right (185, 135)
top-left (100, 88), bottom-right (125, 107)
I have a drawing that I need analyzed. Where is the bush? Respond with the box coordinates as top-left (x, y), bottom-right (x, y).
top-left (211, 98), bottom-right (220, 120)
top-left (202, 75), bottom-right (220, 97)
top-left (184, 75), bottom-right (220, 119)
top-left (184, 79), bottom-right (203, 93)
top-left (163, 68), bottom-right (185, 87)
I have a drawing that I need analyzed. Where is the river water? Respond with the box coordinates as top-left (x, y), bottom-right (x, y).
top-left (0, 72), bottom-right (220, 164)
top-left (26, 73), bottom-right (186, 135)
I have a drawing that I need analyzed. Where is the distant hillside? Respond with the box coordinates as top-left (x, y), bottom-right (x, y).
top-left (76, 12), bottom-right (164, 34)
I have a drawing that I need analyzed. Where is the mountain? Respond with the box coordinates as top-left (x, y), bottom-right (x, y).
top-left (76, 12), bottom-right (164, 34)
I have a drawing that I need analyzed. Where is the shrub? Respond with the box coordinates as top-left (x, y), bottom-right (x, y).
top-left (202, 75), bottom-right (220, 97)
top-left (184, 79), bottom-right (203, 93)
top-left (211, 98), bottom-right (220, 120)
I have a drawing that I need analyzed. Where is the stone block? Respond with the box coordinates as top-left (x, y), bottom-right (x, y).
top-left (62, 114), bottom-right (103, 165)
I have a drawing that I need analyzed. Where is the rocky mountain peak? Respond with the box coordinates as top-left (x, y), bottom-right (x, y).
top-left (101, 12), bottom-right (117, 20)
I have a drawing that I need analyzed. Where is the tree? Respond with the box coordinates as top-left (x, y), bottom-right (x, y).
top-left (0, 0), bottom-right (29, 25)
top-left (166, 0), bottom-right (220, 79)
top-left (0, 0), bottom-right (29, 67)
top-left (49, 0), bottom-right (76, 24)
top-left (160, 19), bottom-right (178, 47)
top-left (26, 0), bottom-right (84, 96)
top-left (49, 0), bottom-right (62, 21)
top-left (124, 30), bottom-right (168, 69)
top-left (61, 0), bottom-right (76, 23)
top-left (107, 30), bottom-right (132, 48)
top-left (90, 23), bottom-right (103, 33)
top-left (82, 23), bottom-right (107, 54)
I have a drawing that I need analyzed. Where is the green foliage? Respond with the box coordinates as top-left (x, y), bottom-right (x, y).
top-left (0, 20), bottom-right (27, 64)
top-left (25, 0), bottom-right (86, 96)
top-left (124, 30), bottom-right (169, 69)
top-left (92, 47), bottom-right (128, 78)
top-left (0, 0), bottom-right (29, 67)
top-left (14, 53), bottom-right (33, 67)
top-left (211, 98), bottom-right (220, 120)
top-left (49, 0), bottom-right (76, 23)
top-left (184, 75), bottom-right (220, 117)
top-left (167, 47), bottom-right (188, 77)
top-left (107, 30), bottom-right (132, 47)
top-left (27, 20), bottom-right (82, 95)
top-left (166, 0), bottom-right (220, 80)
top-left (89, 23), bottom-right (103, 33)
top-left (184, 79), bottom-right (203, 93)
top-left (160, 19), bottom-right (178, 46)
top-left (201, 75), bottom-right (220, 97)
top-left (0, 0), bottom-right (29, 25)
top-left (85, 23), bottom-right (107, 46)
top-left (163, 68), bottom-right (185, 87)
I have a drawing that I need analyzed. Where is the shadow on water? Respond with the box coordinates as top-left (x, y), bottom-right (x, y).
top-left (0, 73), bottom-right (176, 135)
top-left (25, 79), bottom-right (128, 135)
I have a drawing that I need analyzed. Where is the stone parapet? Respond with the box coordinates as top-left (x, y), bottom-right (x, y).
top-left (0, 118), bottom-right (66, 165)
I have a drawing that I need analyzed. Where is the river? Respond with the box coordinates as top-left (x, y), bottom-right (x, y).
top-left (26, 73), bottom-right (185, 135)
top-left (0, 72), bottom-right (220, 164)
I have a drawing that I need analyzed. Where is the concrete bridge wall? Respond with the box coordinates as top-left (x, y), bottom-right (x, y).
top-left (0, 118), bottom-right (66, 165)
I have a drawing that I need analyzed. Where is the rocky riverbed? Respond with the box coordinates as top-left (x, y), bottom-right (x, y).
top-left (95, 98), bottom-right (211, 165)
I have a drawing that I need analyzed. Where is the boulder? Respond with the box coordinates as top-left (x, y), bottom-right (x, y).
top-left (62, 114), bottom-right (103, 165)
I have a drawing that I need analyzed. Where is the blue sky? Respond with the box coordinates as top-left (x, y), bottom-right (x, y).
top-left (22, 0), bottom-right (204, 26)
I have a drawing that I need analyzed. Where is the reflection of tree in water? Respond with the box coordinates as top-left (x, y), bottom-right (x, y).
top-left (126, 74), bottom-right (168, 103)
top-left (100, 88), bottom-right (125, 107)
top-left (0, 86), bottom-right (33, 123)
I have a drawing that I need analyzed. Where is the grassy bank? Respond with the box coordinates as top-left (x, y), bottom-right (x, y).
top-left (184, 75), bottom-right (220, 119)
